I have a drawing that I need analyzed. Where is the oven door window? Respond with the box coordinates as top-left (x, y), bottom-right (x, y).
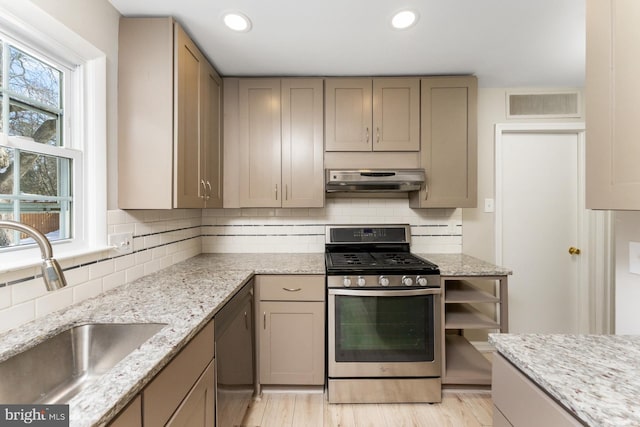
top-left (334, 294), bottom-right (435, 362)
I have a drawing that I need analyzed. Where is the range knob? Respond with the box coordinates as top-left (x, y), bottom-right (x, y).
top-left (356, 276), bottom-right (367, 287)
top-left (342, 276), bottom-right (352, 287)
top-left (416, 276), bottom-right (429, 287)
top-left (401, 276), bottom-right (414, 286)
top-left (379, 276), bottom-right (390, 287)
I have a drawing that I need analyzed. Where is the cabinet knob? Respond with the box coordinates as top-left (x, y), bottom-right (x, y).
top-left (568, 246), bottom-right (581, 255)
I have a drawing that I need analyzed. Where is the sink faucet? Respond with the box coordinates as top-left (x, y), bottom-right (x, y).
top-left (0, 220), bottom-right (68, 291)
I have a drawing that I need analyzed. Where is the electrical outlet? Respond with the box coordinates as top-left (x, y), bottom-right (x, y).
top-left (109, 232), bottom-right (133, 254)
top-left (484, 198), bottom-right (495, 213)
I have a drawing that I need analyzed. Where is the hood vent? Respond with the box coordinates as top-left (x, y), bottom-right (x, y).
top-left (325, 169), bottom-right (425, 193)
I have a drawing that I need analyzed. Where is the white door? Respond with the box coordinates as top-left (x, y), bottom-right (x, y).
top-left (498, 130), bottom-right (583, 333)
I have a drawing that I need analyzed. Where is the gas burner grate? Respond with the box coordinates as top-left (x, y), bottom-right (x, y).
top-left (329, 253), bottom-right (375, 267)
top-left (371, 252), bottom-right (433, 267)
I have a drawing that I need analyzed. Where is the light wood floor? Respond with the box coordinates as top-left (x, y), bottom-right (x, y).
top-left (239, 391), bottom-right (493, 427)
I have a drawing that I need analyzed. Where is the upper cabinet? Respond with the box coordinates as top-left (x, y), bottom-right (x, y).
top-left (586, 0), bottom-right (640, 209)
top-left (225, 78), bottom-right (324, 208)
top-left (281, 79), bottom-right (325, 208)
top-left (325, 78), bottom-right (420, 152)
top-left (118, 18), bottom-right (222, 209)
top-left (410, 76), bottom-right (478, 208)
top-left (238, 79), bottom-right (282, 207)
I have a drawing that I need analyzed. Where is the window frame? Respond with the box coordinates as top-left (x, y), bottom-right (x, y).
top-left (0, 2), bottom-right (107, 270)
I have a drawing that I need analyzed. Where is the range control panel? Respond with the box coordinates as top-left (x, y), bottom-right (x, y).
top-left (327, 274), bottom-right (440, 289)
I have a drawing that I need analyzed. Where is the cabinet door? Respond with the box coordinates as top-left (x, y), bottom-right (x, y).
top-left (108, 395), bottom-right (142, 427)
top-left (281, 79), bottom-right (324, 208)
top-left (239, 79), bottom-right (282, 207)
top-left (143, 322), bottom-right (214, 427)
top-left (202, 62), bottom-right (223, 208)
top-left (259, 301), bottom-right (325, 385)
top-left (325, 79), bottom-right (373, 151)
top-left (411, 76), bottom-right (477, 208)
top-left (166, 360), bottom-right (215, 427)
top-left (373, 78), bottom-right (420, 151)
top-left (586, 0), bottom-right (640, 209)
top-left (118, 17), bottom-right (174, 209)
top-left (174, 23), bottom-right (205, 208)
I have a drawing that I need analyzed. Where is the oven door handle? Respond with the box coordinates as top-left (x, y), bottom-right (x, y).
top-left (328, 288), bottom-right (441, 297)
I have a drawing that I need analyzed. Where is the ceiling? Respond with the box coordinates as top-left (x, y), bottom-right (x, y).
top-left (108, 0), bottom-right (585, 88)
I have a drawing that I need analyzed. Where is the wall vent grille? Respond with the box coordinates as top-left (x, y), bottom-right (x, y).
top-left (507, 92), bottom-right (580, 119)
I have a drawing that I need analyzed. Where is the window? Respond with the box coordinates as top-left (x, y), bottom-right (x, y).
top-left (0, 1), bottom-right (107, 267)
top-left (0, 37), bottom-right (79, 249)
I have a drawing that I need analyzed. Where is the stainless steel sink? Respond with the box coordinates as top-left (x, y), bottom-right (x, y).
top-left (0, 322), bottom-right (166, 404)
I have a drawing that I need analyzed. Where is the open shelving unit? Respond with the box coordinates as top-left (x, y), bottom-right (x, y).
top-left (441, 277), bottom-right (508, 387)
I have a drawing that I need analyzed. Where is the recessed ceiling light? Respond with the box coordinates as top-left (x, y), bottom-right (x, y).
top-left (391, 10), bottom-right (418, 30)
top-left (223, 12), bottom-right (252, 32)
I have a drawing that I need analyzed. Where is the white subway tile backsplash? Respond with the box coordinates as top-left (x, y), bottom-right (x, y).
top-left (201, 198), bottom-right (462, 254)
top-left (35, 288), bottom-right (73, 318)
top-left (143, 258), bottom-right (163, 276)
top-left (0, 286), bottom-right (11, 309)
top-left (102, 271), bottom-right (126, 292)
top-left (0, 201), bottom-right (463, 334)
top-left (135, 249), bottom-right (153, 265)
top-left (0, 302), bottom-right (35, 334)
top-left (125, 264), bottom-right (145, 284)
top-left (12, 278), bottom-right (47, 305)
top-left (115, 254), bottom-right (136, 272)
top-left (72, 279), bottom-right (103, 303)
top-left (58, 266), bottom-right (89, 287)
top-left (89, 259), bottom-right (115, 280)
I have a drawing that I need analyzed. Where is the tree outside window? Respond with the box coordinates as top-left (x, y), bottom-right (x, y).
top-left (0, 40), bottom-right (73, 248)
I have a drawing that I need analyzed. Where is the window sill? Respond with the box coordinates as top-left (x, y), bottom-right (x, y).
top-left (0, 245), bottom-right (114, 276)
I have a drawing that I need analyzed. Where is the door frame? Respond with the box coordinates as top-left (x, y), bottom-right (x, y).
top-left (495, 122), bottom-right (614, 334)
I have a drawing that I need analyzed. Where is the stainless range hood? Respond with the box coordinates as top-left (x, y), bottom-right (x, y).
top-left (325, 169), bottom-right (425, 193)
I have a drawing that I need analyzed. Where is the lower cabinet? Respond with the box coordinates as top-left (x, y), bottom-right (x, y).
top-left (108, 395), bottom-right (142, 427)
top-left (108, 320), bottom-right (215, 427)
top-left (256, 275), bottom-right (325, 386)
top-left (492, 354), bottom-right (582, 427)
top-left (166, 361), bottom-right (215, 427)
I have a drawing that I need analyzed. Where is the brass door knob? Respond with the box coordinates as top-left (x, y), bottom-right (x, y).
top-left (568, 247), bottom-right (581, 255)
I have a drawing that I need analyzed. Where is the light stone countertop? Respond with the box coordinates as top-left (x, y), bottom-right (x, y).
top-left (419, 253), bottom-right (512, 276)
top-left (0, 253), bottom-right (324, 427)
top-left (0, 252), bottom-right (504, 427)
top-left (490, 333), bottom-right (640, 427)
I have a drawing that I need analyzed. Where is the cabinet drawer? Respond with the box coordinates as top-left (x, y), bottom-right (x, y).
top-left (257, 275), bottom-right (325, 301)
top-left (143, 321), bottom-right (214, 427)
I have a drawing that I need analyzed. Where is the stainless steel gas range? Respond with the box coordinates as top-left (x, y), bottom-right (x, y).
top-left (325, 225), bottom-right (442, 404)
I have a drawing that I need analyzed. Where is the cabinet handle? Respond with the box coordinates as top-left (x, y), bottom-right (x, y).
top-left (283, 287), bottom-right (301, 292)
top-left (200, 180), bottom-right (206, 199)
top-left (424, 182), bottom-right (429, 201)
top-left (244, 311), bottom-right (248, 330)
top-left (376, 127), bottom-right (380, 143)
top-left (275, 184), bottom-right (278, 200)
top-left (206, 181), bottom-right (212, 200)
top-left (365, 127), bottom-right (369, 143)
top-left (285, 184), bottom-right (288, 201)
top-left (263, 312), bottom-right (266, 330)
